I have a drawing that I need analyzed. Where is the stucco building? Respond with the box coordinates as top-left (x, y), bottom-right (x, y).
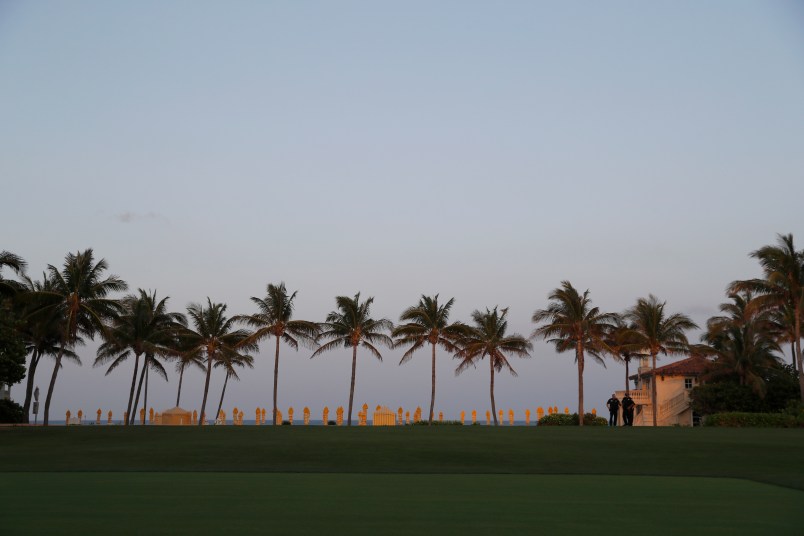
top-left (614, 355), bottom-right (709, 426)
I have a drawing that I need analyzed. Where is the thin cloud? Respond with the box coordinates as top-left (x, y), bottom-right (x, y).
top-left (115, 211), bottom-right (168, 224)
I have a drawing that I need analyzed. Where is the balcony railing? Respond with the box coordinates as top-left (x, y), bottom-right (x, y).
top-left (659, 391), bottom-right (689, 417)
top-left (614, 389), bottom-right (650, 405)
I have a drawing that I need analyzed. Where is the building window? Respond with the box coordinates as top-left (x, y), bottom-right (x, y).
top-left (684, 378), bottom-right (693, 389)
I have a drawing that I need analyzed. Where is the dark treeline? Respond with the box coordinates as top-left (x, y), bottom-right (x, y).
top-left (1, 234), bottom-right (802, 426)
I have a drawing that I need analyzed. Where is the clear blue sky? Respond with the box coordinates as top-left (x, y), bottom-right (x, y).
top-left (2, 1), bottom-right (803, 420)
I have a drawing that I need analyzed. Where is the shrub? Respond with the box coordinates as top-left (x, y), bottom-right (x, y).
top-left (703, 412), bottom-right (801, 428)
top-left (690, 365), bottom-right (799, 415)
top-left (537, 413), bottom-right (606, 426)
top-left (782, 400), bottom-right (804, 418)
top-left (584, 414), bottom-right (608, 426)
top-left (0, 399), bottom-right (24, 424)
top-left (0, 308), bottom-right (27, 387)
top-left (538, 413), bottom-right (575, 426)
top-left (411, 420), bottom-right (463, 426)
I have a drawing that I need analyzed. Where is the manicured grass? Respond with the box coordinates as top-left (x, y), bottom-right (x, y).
top-left (3, 473), bottom-right (802, 535)
top-left (2, 426), bottom-right (803, 490)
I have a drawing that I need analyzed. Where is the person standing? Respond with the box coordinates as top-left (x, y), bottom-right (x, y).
top-left (606, 394), bottom-right (620, 427)
top-left (622, 393), bottom-right (635, 426)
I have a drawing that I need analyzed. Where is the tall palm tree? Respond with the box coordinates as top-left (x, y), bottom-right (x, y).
top-left (18, 273), bottom-right (76, 423)
top-left (702, 291), bottom-right (781, 397)
top-left (213, 351), bottom-right (255, 422)
top-left (182, 299), bottom-right (255, 425)
top-left (729, 233), bottom-right (804, 400)
top-left (311, 293), bottom-right (393, 426)
top-left (0, 250), bottom-right (26, 298)
top-left (532, 282), bottom-right (615, 426)
top-left (32, 250), bottom-right (127, 425)
top-left (94, 290), bottom-right (186, 425)
top-left (392, 295), bottom-right (468, 424)
top-left (235, 283), bottom-right (319, 425)
top-left (603, 316), bottom-right (642, 393)
top-left (456, 307), bottom-right (532, 426)
top-left (625, 295), bottom-right (697, 426)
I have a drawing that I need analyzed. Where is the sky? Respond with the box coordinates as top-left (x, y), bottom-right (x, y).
top-left (1, 1), bottom-right (803, 422)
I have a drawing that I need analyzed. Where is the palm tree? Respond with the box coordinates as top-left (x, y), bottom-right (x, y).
top-left (94, 290), bottom-right (186, 425)
top-left (729, 234), bottom-right (804, 400)
top-left (702, 292), bottom-right (781, 397)
top-left (32, 250), bottom-right (127, 425)
top-left (392, 295), bottom-right (468, 424)
top-left (625, 295), bottom-right (697, 426)
top-left (235, 283), bottom-right (319, 425)
top-left (603, 316), bottom-right (642, 393)
top-left (18, 273), bottom-right (75, 423)
top-left (311, 293), bottom-right (393, 426)
top-left (182, 299), bottom-right (255, 425)
top-left (456, 307), bottom-right (531, 426)
top-left (532, 282), bottom-right (615, 425)
top-left (213, 351), bottom-right (255, 422)
top-left (0, 250), bottom-right (26, 298)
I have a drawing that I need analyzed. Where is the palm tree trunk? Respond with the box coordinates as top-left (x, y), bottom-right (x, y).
top-left (795, 306), bottom-right (803, 401)
top-left (651, 352), bottom-right (658, 427)
top-left (429, 342), bottom-right (436, 425)
top-left (636, 362), bottom-right (643, 422)
top-left (176, 364), bottom-right (185, 407)
top-left (22, 350), bottom-right (40, 424)
top-left (624, 357), bottom-right (630, 393)
top-left (577, 342), bottom-right (585, 427)
top-left (347, 344), bottom-right (357, 426)
top-left (144, 358), bottom-right (149, 424)
top-left (216, 373), bottom-right (229, 423)
top-left (125, 353), bottom-right (140, 426)
top-left (199, 352), bottom-right (213, 426)
top-left (273, 336), bottom-right (280, 426)
top-left (490, 356), bottom-right (497, 426)
top-left (43, 344), bottom-right (65, 426)
top-left (131, 364), bottom-right (146, 425)
top-left (791, 343), bottom-right (797, 374)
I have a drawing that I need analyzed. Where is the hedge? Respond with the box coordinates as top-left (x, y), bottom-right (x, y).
top-left (703, 412), bottom-right (804, 428)
top-left (0, 399), bottom-right (24, 424)
top-left (412, 420), bottom-right (463, 426)
top-left (537, 413), bottom-right (607, 426)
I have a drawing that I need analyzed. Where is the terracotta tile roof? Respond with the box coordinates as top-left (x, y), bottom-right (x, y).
top-left (629, 355), bottom-right (711, 379)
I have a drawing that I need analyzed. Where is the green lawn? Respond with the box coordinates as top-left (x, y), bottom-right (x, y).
top-left (2, 473), bottom-right (802, 535)
top-left (2, 427), bottom-right (802, 534)
top-left (3, 426), bottom-right (803, 489)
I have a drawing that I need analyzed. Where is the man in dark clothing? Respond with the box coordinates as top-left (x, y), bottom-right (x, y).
top-left (606, 394), bottom-right (620, 427)
top-left (622, 393), bottom-right (635, 426)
